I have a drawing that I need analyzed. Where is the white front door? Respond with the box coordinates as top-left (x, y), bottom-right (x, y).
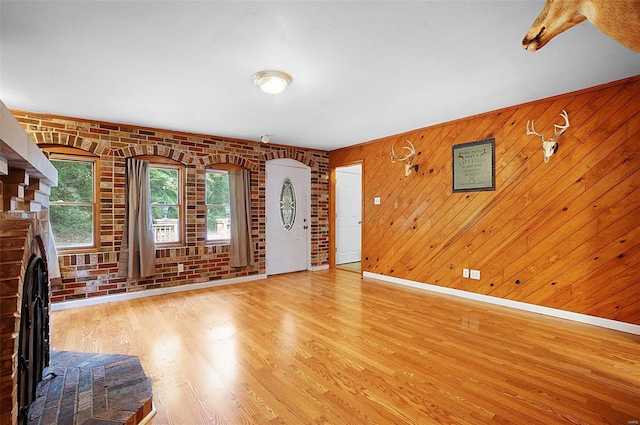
top-left (266, 159), bottom-right (310, 275)
top-left (336, 164), bottom-right (362, 264)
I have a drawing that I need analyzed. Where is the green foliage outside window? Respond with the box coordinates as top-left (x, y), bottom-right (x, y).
top-left (149, 167), bottom-right (179, 219)
top-left (206, 170), bottom-right (230, 241)
top-left (149, 166), bottom-right (181, 243)
top-left (49, 159), bottom-right (94, 247)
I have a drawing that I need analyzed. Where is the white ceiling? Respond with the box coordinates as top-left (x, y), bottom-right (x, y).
top-left (1, 1), bottom-right (638, 151)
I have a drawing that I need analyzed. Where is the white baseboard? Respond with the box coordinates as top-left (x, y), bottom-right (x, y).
top-left (138, 401), bottom-right (157, 425)
top-left (310, 264), bottom-right (330, 271)
top-left (363, 272), bottom-right (640, 336)
top-left (50, 274), bottom-right (267, 311)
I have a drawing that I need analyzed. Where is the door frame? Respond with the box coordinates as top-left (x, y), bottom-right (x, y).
top-left (266, 158), bottom-right (312, 275)
top-left (329, 160), bottom-right (363, 272)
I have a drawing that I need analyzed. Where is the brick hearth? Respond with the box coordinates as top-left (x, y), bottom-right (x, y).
top-left (27, 351), bottom-right (154, 425)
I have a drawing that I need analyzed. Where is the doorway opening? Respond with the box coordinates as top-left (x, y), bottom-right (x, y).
top-left (335, 163), bottom-right (362, 273)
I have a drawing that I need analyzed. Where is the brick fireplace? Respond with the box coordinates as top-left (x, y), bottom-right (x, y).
top-left (1, 101), bottom-right (58, 425)
top-left (0, 217), bottom-right (154, 425)
top-left (1, 100), bottom-right (155, 425)
top-left (0, 217), bottom-right (50, 425)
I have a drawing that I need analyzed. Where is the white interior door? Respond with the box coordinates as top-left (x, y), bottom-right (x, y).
top-left (336, 164), bottom-right (362, 264)
top-left (266, 159), bottom-right (310, 275)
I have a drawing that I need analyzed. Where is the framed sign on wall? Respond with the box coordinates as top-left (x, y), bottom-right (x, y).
top-left (452, 138), bottom-right (495, 192)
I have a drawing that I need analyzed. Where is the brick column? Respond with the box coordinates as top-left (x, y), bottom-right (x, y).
top-left (0, 219), bottom-right (39, 425)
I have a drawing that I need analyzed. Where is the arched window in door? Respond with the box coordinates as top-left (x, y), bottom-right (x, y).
top-left (279, 178), bottom-right (296, 232)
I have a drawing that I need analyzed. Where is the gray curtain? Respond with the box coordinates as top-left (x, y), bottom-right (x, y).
top-left (229, 169), bottom-right (254, 267)
top-left (118, 158), bottom-right (156, 278)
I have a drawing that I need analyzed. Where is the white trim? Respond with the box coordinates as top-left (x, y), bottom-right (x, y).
top-left (138, 401), bottom-right (157, 425)
top-left (310, 264), bottom-right (330, 271)
top-left (363, 272), bottom-right (640, 336)
top-left (50, 274), bottom-right (267, 311)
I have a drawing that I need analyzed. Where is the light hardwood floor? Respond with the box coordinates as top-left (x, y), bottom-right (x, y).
top-left (335, 262), bottom-right (361, 273)
top-left (50, 270), bottom-right (640, 425)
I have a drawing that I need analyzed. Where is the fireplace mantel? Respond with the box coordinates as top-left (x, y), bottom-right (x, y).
top-left (0, 101), bottom-right (57, 186)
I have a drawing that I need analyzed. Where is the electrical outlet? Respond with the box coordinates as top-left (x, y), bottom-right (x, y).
top-left (470, 269), bottom-right (480, 280)
top-left (178, 263), bottom-right (184, 273)
top-left (463, 268), bottom-right (470, 278)
top-left (374, 197), bottom-right (381, 205)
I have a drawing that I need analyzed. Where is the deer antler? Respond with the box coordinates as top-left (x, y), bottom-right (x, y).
top-left (526, 120), bottom-right (543, 140)
top-left (526, 110), bottom-right (570, 163)
top-left (390, 140), bottom-right (418, 177)
top-left (390, 139), bottom-right (416, 163)
top-left (552, 110), bottom-right (570, 138)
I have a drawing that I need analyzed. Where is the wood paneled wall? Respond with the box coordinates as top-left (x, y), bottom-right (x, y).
top-left (330, 76), bottom-right (640, 325)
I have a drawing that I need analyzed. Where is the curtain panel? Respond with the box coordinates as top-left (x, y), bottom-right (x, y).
top-left (229, 169), bottom-right (254, 268)
top-left (118, 158), bottom-right (156, 278)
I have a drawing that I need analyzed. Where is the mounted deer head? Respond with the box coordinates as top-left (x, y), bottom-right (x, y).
top-left (523, 0), bottom-right (640, 52)
top-left (526, 110), bottom-right (570, 163)
top-left (390, 139), bottom-right (419, 177)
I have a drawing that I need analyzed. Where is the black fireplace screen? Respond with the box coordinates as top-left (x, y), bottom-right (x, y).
top-left (17, 254), bottom-right (50, 425)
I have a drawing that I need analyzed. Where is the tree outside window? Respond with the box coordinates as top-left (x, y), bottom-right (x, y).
top-left (149, 165), bottom-right (181, 244)
top-left (206, 169), bottom-right (230, 242)
top-left (49, 154), bottom-right (98, 250)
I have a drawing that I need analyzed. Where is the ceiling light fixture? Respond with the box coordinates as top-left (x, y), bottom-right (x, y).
top-left (252, 70), bottom-right (292, 95)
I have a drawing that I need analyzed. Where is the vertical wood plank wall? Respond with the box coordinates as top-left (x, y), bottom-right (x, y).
top-left (330, 76), bottom-right (640, 325)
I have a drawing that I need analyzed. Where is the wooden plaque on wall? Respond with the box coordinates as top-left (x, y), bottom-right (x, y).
top-left (452, 138), bottom-right (495, 192)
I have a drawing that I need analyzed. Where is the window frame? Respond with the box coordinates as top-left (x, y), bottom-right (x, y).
top-left (205, 164), bottom-right (242, 245)
top-left (138, 155), bottom-right (186, 248)
top-left (40, 145), bottom-right (100, 253)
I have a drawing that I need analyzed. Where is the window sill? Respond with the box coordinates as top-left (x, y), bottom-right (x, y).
top-left (206, 239), bottom-right (230, 246)
top-left (56, 246), bottom-right (101, 255)
top-left (155, 242), bottom-right (185, 249)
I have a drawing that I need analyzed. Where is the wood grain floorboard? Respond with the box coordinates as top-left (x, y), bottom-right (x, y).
top-left (50, 270), bottom-right (640, 424)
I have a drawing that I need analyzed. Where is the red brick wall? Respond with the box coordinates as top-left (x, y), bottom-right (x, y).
top-left (11, 111), bottom-right (330, 303)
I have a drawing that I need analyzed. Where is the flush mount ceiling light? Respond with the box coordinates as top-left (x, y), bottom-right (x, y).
top-left (252, 70), bottom-right (292, 95)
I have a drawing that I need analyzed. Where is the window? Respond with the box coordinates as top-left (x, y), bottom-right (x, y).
top-left (279, 177), bottom-right (296, 231)
top-left (42, 146), bottom-right (99, 251)
top-left (145, 157), bottom-right (184, 245)
top-left (206, 169), bottom-right (230, 243)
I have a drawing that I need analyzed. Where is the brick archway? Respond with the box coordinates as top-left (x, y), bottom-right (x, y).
top-left (263, 150), bottom-right (318, 170)
top-left (28, 132), bottom-right (109, 156)
top-left (113, 144), bottom-right (197, 165)
top-left (200, 154), bottom-right (258, 171)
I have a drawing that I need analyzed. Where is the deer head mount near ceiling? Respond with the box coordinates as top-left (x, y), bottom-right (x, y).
top-left (390, 139), bottom-right (419, 177)
top-left (526, 110), bottom-right (570, 163)
top-left (522, 0), bottom-right (640, 52)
